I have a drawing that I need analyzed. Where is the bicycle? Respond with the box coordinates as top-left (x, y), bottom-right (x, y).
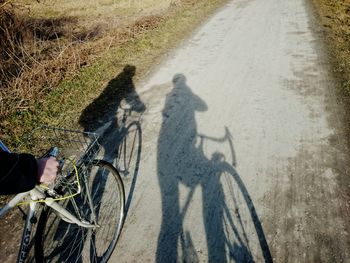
top-left (0, 126), bottom-right (125, 263)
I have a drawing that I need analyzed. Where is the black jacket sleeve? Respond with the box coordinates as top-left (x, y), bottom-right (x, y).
top-left (0, 151), bottom-right (38, 195)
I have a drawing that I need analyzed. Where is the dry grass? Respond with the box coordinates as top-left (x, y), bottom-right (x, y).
top-left (0, 0), bottom-right (173, 144)
top-left (0, 10), bottom-right (165, 118)
top-left (0, 0), bottom-right (227, 146)
top-left (311, 0), bottom-right (350, 142)
top-left (311, 1), bottom-right (350, 218)
top-left (20, 0), bottom-right (174, 18)
top-left (311, 0), bottom-right (350, 246)
top-left (312, 0), bottom-right (350, 91)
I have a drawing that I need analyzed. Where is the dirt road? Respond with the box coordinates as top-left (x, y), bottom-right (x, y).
top-left (110, 0), bottom-right (350, 262)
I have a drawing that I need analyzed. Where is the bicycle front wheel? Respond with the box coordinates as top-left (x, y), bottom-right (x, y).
top-left (35, 160), bottom-right (125, 263)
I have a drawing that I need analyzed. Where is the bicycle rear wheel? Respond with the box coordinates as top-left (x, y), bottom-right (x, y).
top-left (35, 160), bottom-right (125, 263)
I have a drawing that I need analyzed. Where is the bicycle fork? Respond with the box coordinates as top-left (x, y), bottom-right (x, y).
top-left (17, 201), bottom-right (37, 263)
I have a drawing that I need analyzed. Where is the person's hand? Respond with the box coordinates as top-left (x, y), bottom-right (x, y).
top-left (36, 157), bottom-right (58, 184)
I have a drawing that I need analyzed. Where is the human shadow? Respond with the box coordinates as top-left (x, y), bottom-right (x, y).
top-left (79, 64), bottom-right (145, 133)
top-left (156, 74), bottom-right (272, 263)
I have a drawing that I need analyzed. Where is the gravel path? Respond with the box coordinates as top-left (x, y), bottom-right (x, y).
top-left (111, 0), bottom-right (350, 262)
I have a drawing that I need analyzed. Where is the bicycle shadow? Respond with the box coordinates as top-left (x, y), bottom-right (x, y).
top-left (79, 64), bottom-right (146, 216)
top-left (156, 74), bottom-right (272, 262)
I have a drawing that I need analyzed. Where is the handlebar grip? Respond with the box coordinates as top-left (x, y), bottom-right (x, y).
top-left (40, 147), bottom-right (59, 158)
top-left (48, 147), bottom-right (59, 158)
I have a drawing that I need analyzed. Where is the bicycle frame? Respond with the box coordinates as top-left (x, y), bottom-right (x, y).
top-left (0, 134), bottom-right (102, 262)
top-left (0, 185), bottom-right (98, 263)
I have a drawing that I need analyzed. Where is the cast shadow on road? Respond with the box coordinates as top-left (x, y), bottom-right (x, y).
top-left (79, 64), bottom-right (145, 132)
top-left (156, 74), bottom-right (273, 263)
top-left (79, 64), bottom-right (146, 216)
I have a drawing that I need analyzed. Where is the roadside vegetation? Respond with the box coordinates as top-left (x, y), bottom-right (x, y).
top-left (312, 0), bottom-right (350, 91)
top-left (311, 1), bottom-right (350, 128)
top-left (0, 0), bottom-right (228, 148)
top-left (311, 0), bottom-right (350, 226)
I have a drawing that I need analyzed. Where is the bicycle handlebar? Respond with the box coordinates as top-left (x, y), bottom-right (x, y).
top-left (197, 127), bottom-right (235, 166)
top-left (40, 147), bottom-right (59, 158)
top-left (198, 127), bottom-right (233, 143)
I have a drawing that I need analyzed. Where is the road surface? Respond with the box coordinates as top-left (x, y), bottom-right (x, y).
top-left (109, 0), bottom-right (350, 262)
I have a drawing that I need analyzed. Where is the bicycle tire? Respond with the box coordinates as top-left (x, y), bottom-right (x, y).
top-left (35, 159), bottom-right (125, 263)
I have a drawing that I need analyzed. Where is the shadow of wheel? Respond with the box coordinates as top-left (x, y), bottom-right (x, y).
top-left (218, 163), bottom-right (273, 263)
top-left (114, 121), bottom-right (142, 217)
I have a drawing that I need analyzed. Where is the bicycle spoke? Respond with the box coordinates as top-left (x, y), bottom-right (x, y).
top-left (35, 160), bottom-right (125, 263)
